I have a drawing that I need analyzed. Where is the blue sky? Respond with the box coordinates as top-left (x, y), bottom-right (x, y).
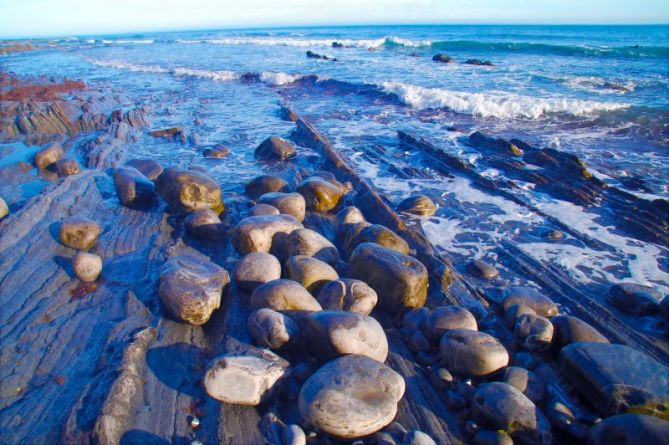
top-left (1, 0), bottom-right (668, 38)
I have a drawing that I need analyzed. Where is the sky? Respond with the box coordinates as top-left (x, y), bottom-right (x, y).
top-left (1, 0), bottom-right (668, 39)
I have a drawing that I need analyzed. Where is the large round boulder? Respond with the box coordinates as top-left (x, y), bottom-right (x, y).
top-left (298, 177), bottom-right (342, 212)
top-left (335, 206), bottom-right (366, 239)
top-left (113, 166), bottom-right (158, 208)
top-left (245, 175), bottom-right (288, 199)
top-left (158, 254), bottom-right (230, 325)
top-left (439, 329), bottom-right (509, 377)
top-left (607, 283), bottom-right (660, 316)
top-left (302, 310), bottom-right (388, 362)
top-left (247, 308), bottom-right (299, 349)
top-left (258, 192), bottom-right (306, 222)
top-left (53, 159), bottom-right (80, 176)
top-left (125, 158), bottom-right (163, 180)
top-left (285, 255), bottom-right (339, 294)
top-left (287, 228), bottom-right (339, 265)
top-left (298, 355), bottom-right (405, 439)
top-left (232, 214), bottom-right (303, 254)
top-left (249, 203), bottom-right (280, 217)
top-left (72, 251), bottom-right (103, 282)
top-left (204, 348), bottom-right (289, 405)
top-left (184, 209), bottom-right (226, 239)
top-left (254, 136), bottom-right (296, 161)
top-left (59, 216), bottom-right (101, 250)
top-left (349, 243), bottom-right (428, 311)
top-left (588, 414), bottom-right (669, 445)
top-left (423, 305), bottom-right (478, 339)
top-left (345, 224), bottom-right (410, 255)
top-left (233, 252), bottom-right (282, 291)
top-left (502, 287), bottom-right (559, 317)
top-left (471, 382), bottom-right (552, 445)
top-left (34, 142), bottom-right (64, 169)
top-left (514, 313), bottom-right (554, 351)
top-left (250, 279), bottom-right (322, 311)
top-left (551, 315), bottom-right (609, 350)
top-left (317, 279), bottom-right (378, 315)
top-left (155, 168), bottom-right (222, 213)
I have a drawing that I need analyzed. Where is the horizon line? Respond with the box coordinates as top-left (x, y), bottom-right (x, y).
top-left (2, 21), bottom-right (669, 41)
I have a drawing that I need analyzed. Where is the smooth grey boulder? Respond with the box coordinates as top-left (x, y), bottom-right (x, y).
top-left (423, 305), bottom-right (478, 339)
top-left (249, 203), bottom-right (280, 217)
top-left (298, 355), bottom-right (405, 439)
top-left (250, 279), bottom-right (322, 311)
top-left (258, 192), bottom-right (306, 222)
top-left (439, 329), bottom-right (509, 377)
top-left (301, 310), bottom-right (389, 362)
top-left (204, 348), bottom-right (289, 405)
top-left (503, 287), bottom-right (559, 317)
top-left (158, 254), bottom-right (230, 325)
top-left (504, 304), bottom-right (536, 328)
top-left (560, 341), bottom-right (669, 419)
top-left (349, 243), bottom-right (428, 311)
top-left (233, 252), bottom-right (281, 291)
top-left (59, 216), bottom-right (101, 250)
top-left (317, 279), bottom-right (378, 315)
top-left (72, 251), bottom-right (103, 282)
top-left (247, 308), bottom-right (299, 349)
top-left (254, 136), bottom-right (296, 161)
top-left (514, 313), bottom-right (554, 351)
top-left (588, 413), bottom-right (669, 445)
top-left (285, 255), bottom-right (338, 294)
top-left (551, 315), bottom-right (609, 349)
top-left (503, 366), bottom-right (545, 403)
top-left (608, 283), bottom-right (660, 316)
top-left (184, 208), bottom-right (226, 239)
top-left (287, 228), bottom-right (339, 265)
top-left (232, 214), bottom-right (303, 254)
top-left (471, 382), bottom-right (552, 445)
top-left (335, 206), bottom-right (365, 238)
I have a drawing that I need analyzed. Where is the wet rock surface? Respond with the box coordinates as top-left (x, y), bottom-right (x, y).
top-left (298, 355), bottom-right (405, 438)
top-left (298, 176), bottom-right (343, 212)
top-left (397, 194), bottom-right (437, 216)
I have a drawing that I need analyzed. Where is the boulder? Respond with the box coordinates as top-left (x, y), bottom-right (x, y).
top-left (149, 127), bottom-right (187, 143)
top-left (402, 307), bottom-right (430, 332)
top-left (158, 254), bottom-right (230, 325)
top-left (203, 144), bottom-right (230, 158)
top-left (301, 310), bottom-right (388, 362)
top-left (249, 203), bottom-right (280, 217)
top-left (608, 283), bottom-right (660, 316)
top-left (504, 304), bottom-right (536, 328)
top-left (258, 192), bottom-right (306, 222)
top-left (439, 329), bottom-right (509, 377)
top-left (503, 366), bottom-right (545, 403)
top-left (560, 342), bottom-right (669, 419)
top-left (310, 171), bottom-right (350, 194)
top-left (335, 206), bottom-right (365, 238)
top-left (349, 243), bottom-right (428, 311)
top-left (125, 158), bottom-right (163, 180)
top-left (34, 142), bottom-right (64, 168)
top-left (397, 195), bottom-right (437, 216)
top-left (254, 136), bottom-right (296, 161)
top-left (588, 414), bottom-right (669, 445)
top-left (250, 279), bottom-right (322, 311)
top-left (465, 59), bottom-right (494, 67)
top-left (52, 158), bottom-right (80, 176)
top-left (233, 252), bottom-right (281, 291)
top-left (298, 355), bottom-right (405, 439)
top-left (204, 348), bottom-right (289, 405)
top-left (155, 168), bottom-right (222, 213)
top-left (423, 305), bottom-right (478, 339)
top-left (514, 313), bottom-right (554, 351)
top-left (432, 54), bottom-right (455, 63)
top-left (0, 197), bottom-right (8, 220)
top-left (232, 214), bottom-right (303, 254)
top-left (113, 166), bottom-right (158, 208)
top-left (72, 251), bottom-right (103, 282)
top-left (287, 228), bottom-right (339, 265)
top-left (551, 315), bottom-right (609, 349)
top-left (283, 424), bottom-right (307, 445)
top-left (285, 255), bottom-right (338, 294)
top-left (59, 216), bottom-right (100, 250)
top-left (298, 177), bottom-right (342, 212)
top-left (317, 279), bottom-right (378, 315)
top-left (471, 382), bottom-right (552, 445)
top-left (466, 260), bottom-right (499, 280)
top-left (184, 209), bottom-right (226, 239)
top-left (247, 308), bottom-right (299, 349)
top-left (502, 287), bottom-right (559, 317)
top-left (346, 224), bottom-right (410, 255)
top-left (245, 175), bottom-right (288, 199)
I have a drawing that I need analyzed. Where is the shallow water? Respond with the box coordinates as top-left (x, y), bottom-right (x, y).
top-left (2, 24), bottom-right (668, 297)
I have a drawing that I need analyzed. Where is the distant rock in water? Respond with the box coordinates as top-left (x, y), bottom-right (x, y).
top-left (149, 127), bottom-right (187, 144)
top-left (432, 54), bottom-right (455, 63)
top-left (331, 41), bottom-right (344, 48)
top-left (254, 136), bottom-right (296, 161)
top-left (306, 50), bottom-right (336, 61)
top-left (465, 59), bottom-right (494, 66)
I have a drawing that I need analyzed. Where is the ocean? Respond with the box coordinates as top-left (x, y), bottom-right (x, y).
top-left (2, 23), bottom-right (668, 294)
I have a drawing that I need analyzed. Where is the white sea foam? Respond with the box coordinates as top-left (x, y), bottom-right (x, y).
top-left (564, 76), bottom-right (636, 95)
top-left (259, 71), bottom-right (303, 85)
top-left (170, 67), bottom-right (239, 81)
top-left (89, 59), bottom-right (169, 73)
top-left (380, 81), bottom-right (630, 119)
top-left (100, 39), bottom-right (154, 45)
top-left (176, 35), bottom-right (427, 49)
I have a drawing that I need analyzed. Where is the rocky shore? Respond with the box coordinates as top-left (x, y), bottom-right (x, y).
top-left (0, 70), bottom-right (668, 445)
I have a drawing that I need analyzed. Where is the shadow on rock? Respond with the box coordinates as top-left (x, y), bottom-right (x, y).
top-left (146, 342), bottom-right (208, 397)
top-left (120, 429), bottom-right (188, 445)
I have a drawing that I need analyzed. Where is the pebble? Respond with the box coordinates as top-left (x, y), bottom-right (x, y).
top-left (551, 315), bottom-right (609, 349)
top-left (287, 228), bottom-right (340, 265)
top-left (588, 414), bottom-right (669, 445)
top-left (59, 216), bottom-right (101, 250)
top-left (72, 251), bottom-right (102, 282)
top-left (503, 366), bottom-right (545, 403)
top-left (184, 208), bottom-right (226, 239)
top-left (346, 223), bottom-right (410, 255)
top-left (155, 168), bottom-right (222, 213)
top-left (335, 206), bottom-right (366, 238)
top-left (125, 158), bottom-right (163, 180)
top-left (397, 195), bottom-right (437, 217)
top-left (404, 430), bottom-right (437, 445)
top-left (513, 313), bottom-right (554, 351)
top-left (283, 424), bottom-right (307, 445)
